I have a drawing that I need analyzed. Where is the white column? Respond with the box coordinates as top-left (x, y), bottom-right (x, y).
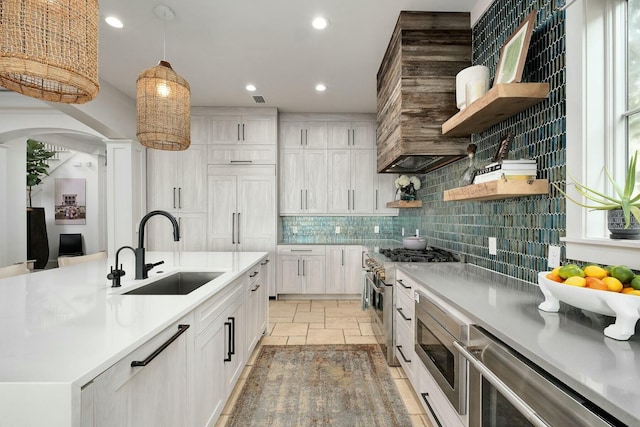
top-left (105, 140), bottom-right (146, 255)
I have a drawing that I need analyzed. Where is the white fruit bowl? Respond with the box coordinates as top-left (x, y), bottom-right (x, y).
top-left (537, 271), bottom-right (640, 341)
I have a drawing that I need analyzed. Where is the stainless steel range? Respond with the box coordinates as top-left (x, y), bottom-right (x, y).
top-left (363, 246), bottom-right (461, 366)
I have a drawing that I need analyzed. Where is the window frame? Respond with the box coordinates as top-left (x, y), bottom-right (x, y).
top-left (564, 0), bottom-right (640, 269)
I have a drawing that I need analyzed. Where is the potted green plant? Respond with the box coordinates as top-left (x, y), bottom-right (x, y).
top-left (553, 150), bottom-right (640, 239)
top-left (26, 139), bottom-right (56, 269)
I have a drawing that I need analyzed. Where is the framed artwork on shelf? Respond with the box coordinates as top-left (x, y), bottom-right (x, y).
top-left (493, 10), bottom-right (537, 86)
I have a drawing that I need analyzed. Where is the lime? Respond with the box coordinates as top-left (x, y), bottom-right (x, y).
top-left (631, 276), bottom-right (640, 291)
top-left (558, 264), bottom-right (585, 279)
top-left (610, 265), bottom-right (635, 284)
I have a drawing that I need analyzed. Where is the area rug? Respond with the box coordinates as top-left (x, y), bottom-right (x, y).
top-left (227, 344), bottom-right (412, 427)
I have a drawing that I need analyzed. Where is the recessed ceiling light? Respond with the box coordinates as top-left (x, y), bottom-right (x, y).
top-left (312, 16), bottom-right (329, 30)
top-left (246, 84), bottom-right (257, 92)
top-left (105, 16), bottom-right (124, 29)
top-left (315, 83), bottom-right (326, 92)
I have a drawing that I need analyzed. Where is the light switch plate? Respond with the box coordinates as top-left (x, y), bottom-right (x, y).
top-left (402, 228), bottom-right (405, 236)
top-left (548, 245), bottom-right (561, 268)
top-left (292, 226), bottom-right (298, 234)
top-left (374, 225), bottom-right (380, 234)
top-left (415, 229), bottom-right (420, 237)
top-left (488, 237), bottom-right (497, 255)
top-left (335, 226), bottom-right (341, 234)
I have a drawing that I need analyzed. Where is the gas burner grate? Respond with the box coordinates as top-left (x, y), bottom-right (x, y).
top-left (380, 247), bottom-right (459, 263)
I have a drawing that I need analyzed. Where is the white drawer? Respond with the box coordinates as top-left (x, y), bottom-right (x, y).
top-left (395, 317), bottom-right (415, 382)
top-left (207, 144), bottom-right (276, 165)
top-left (395, 288), bottom-right (414, 332)
top-left (277, 245), bottom-right (326, 256)
top-left (395, 269), bottom-right (417, 301)
top-left (416, 358), bottom-right (466, 427)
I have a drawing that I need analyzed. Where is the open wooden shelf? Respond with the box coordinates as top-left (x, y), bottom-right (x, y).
top-left (442, 83), bottom-right (550, 136)
top-left (386, 200), bottom-right (423, 208)
top-left (443, 179), bottom-right (548, 202)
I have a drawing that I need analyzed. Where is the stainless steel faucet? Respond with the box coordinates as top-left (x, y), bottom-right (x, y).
top-left (135, 210), bottom-right (180, 280)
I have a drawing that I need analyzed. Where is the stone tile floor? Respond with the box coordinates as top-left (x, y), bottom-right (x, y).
top-left (215, 299), bottom-right (433, 427)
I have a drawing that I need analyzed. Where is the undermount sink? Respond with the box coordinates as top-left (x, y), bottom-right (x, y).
top-left (123, 271), bottom-right (224, 295)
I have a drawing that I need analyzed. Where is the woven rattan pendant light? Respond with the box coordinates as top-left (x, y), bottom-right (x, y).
top-left (136, 5), bottom-right (190, 151)
top-left (0, 0), bottom-right (99, 104)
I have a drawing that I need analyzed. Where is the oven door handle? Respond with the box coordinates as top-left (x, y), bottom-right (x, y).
top-left (371, 281), bottom-right (385, 295)
top-left (453, 342), bottom-right (551, 427)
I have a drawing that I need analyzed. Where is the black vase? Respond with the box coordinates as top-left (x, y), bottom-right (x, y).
top-left (607, 209), bottom-right (640, 240)
top-left (27, 207), bottom-right (49, 269)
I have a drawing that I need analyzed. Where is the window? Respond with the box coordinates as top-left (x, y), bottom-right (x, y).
top-left (565, 0), bottom-right (640, 269)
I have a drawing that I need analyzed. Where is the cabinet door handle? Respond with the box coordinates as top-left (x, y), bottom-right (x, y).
top-left (300, 129), bottom-right (304, 146)
top-left (301, 189), bottom-right (304, 210)
top-left (305, 129), bottom-right (308, 146)
top-left (224, 321), bottom-right (232, 362)
top-left (260, 259), bottom-right (270, 266)
top-left (396, 307), bottom-right (412, 321)
top-left (178, 187), bottom-right (182, 209)
top-left (232, 213), bottom-right (236, 244)
top-left (305, 190), bottom-right (308, 210)
top-left (291, 249), bottom-right (312, 252)
top-left (352, 190), bottom-right (355, 210)
top-left (297, 259), bottom-right (301, 276)
top-left (237, 212), bottom-right (241, 244)
top-left (251, 284), bottom-right (261, 292)
top-left (420, 393), bottom-right (443, 427)
top-left (347, 128), bottom-right (351, 145)
top-left (347, 190), bottom-right (350, 210)
top-left (237, 124), bottom-right (240, 141)
top-left (242, 123), bottom-right (245, 141)
top-left (229, 316), bottom-right (236, 355)
top-left (302, 260), bottom-right (305, 276)
top-left (397, 279), bottom-right (411, 289)
top-left (230, 160), bottom-right (253, 164)
top-left (361, 250), bottom-right (366, 268)
top-left (250, 271), bottom-right (259, 278)
top-left (396, 345), bottom-right (411, 363)
top-left (352, 129), bottom-right (355, 146)
top-left (172, 187), bottom-right (177, 209)
top-left (375, 189), bottom-right (378, 210)
top-left (341, 249), bottom-right (344, 266)
top-left (131, 324), bottom-right (190, 367)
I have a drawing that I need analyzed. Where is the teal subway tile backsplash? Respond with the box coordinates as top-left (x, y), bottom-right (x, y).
top-left (281, 217), bottom-right (395, 241)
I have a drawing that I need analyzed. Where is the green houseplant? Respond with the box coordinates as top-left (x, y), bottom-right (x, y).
top-left (25, 139), bottom-right (56, 269)
top-left (26, 139), bottom-right (56, 208)
top-left (553, 150), bottom-right (640, 238)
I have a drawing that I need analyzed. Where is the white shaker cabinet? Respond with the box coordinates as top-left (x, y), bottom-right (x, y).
top-left (279, 149), bottom-right (327, 214)
top-left (207, 165), bottom-right (276, 253)
top-left (327, 121), bottom-right (376, 149)
top-left (276, 246), bottom-right (326, 294)
top-left (88, 315), bottom-right (193, 427)
top-left (375, 173), bottom-right (400, 214)
top-left (279, 121), bottom-right (328, 148)
top-left (327, 149), bottom-right (375, 214)
top-left (209, 115), bottom-right (275, 145)
top-left (146, 144), bottom-right (208, 251)
top-left (245, 263), bottom-right (268, 355)
top-left (325, 245), bottom-right (365, 294)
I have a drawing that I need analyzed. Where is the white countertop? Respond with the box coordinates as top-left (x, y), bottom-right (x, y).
top-left (0, 251), bottom-right (267, 387)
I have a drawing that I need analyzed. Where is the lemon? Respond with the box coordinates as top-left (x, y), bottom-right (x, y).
top-left (602, 276), bottom-right (623, 292)
top-left (583, 265), bottom-right (608, 279)
top-left (564, 276), bottom-right (586, 287)
top-left (551, 266), bottom-right (562, 276)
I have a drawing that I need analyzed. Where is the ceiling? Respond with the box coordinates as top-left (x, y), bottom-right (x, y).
top-left (98, 0), bottom-right (479, 114)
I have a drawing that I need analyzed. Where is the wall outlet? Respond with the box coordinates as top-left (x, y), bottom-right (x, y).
top-left (415, 229), bottom-right (420, 237)
top-left (292, 226), bottom-right (298, 234)
top-left (488, 237), bottom-right (497, 255)
top-left (335, 226), bottom-right (341, 234)
top-left (374, 225), bottom-right (380, 234)
top-left (548, 245), bottom-right (561, 268)
top-left (402, 228), bottom-right (405, 236)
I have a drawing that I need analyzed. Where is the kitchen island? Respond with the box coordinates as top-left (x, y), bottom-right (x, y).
top-left (398, 262), bottom-right (640, 426)
top-left (0, 251), bottom-right (268, 427)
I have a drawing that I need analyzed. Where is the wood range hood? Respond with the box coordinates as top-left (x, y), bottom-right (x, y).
top-left (376, 11), bottom-right (471, 174)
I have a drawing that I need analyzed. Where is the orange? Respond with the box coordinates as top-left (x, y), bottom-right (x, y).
top-left (564, 276), bottom-right (587, 287)
top-left (545, 273), bottom-right (564, 283)
top-left (585, 277), bottom-right (607, 290)
top-left (602, 276), bottom-right (623, 292)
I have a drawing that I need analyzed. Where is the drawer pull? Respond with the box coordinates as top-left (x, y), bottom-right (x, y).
top-left (131, 324), bottom-right (190, 367)
top-left (260, 259), bottom-right (270, 265)
top-left (251, 284), bottom-right (261, 292)
top-left (249, 271), bottom-right (259, 278)
top-left (420, 393), bottom-right (443, 427)
top-left (397, 279), bottom-right (411, 289)
top-left (396, 345), bottom-right (411, 363)
top-left (396, 307), bottom-right (412, 321)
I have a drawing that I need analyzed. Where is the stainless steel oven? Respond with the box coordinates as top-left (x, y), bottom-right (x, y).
top-left (455, 326), bottom-right (621, 427)
top-left (415, 290), bottom-right (468, 415)
top-left (364, 254), bottom-right (396, 365)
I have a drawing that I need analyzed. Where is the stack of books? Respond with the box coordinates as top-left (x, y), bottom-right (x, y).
top-left (473, 159), bottom-right (537, 184)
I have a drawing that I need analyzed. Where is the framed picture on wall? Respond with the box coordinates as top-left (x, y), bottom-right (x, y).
top-left (493, 10), bottom-right (537, 86)
top-left (54, 178), bottom-right (87, 225)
